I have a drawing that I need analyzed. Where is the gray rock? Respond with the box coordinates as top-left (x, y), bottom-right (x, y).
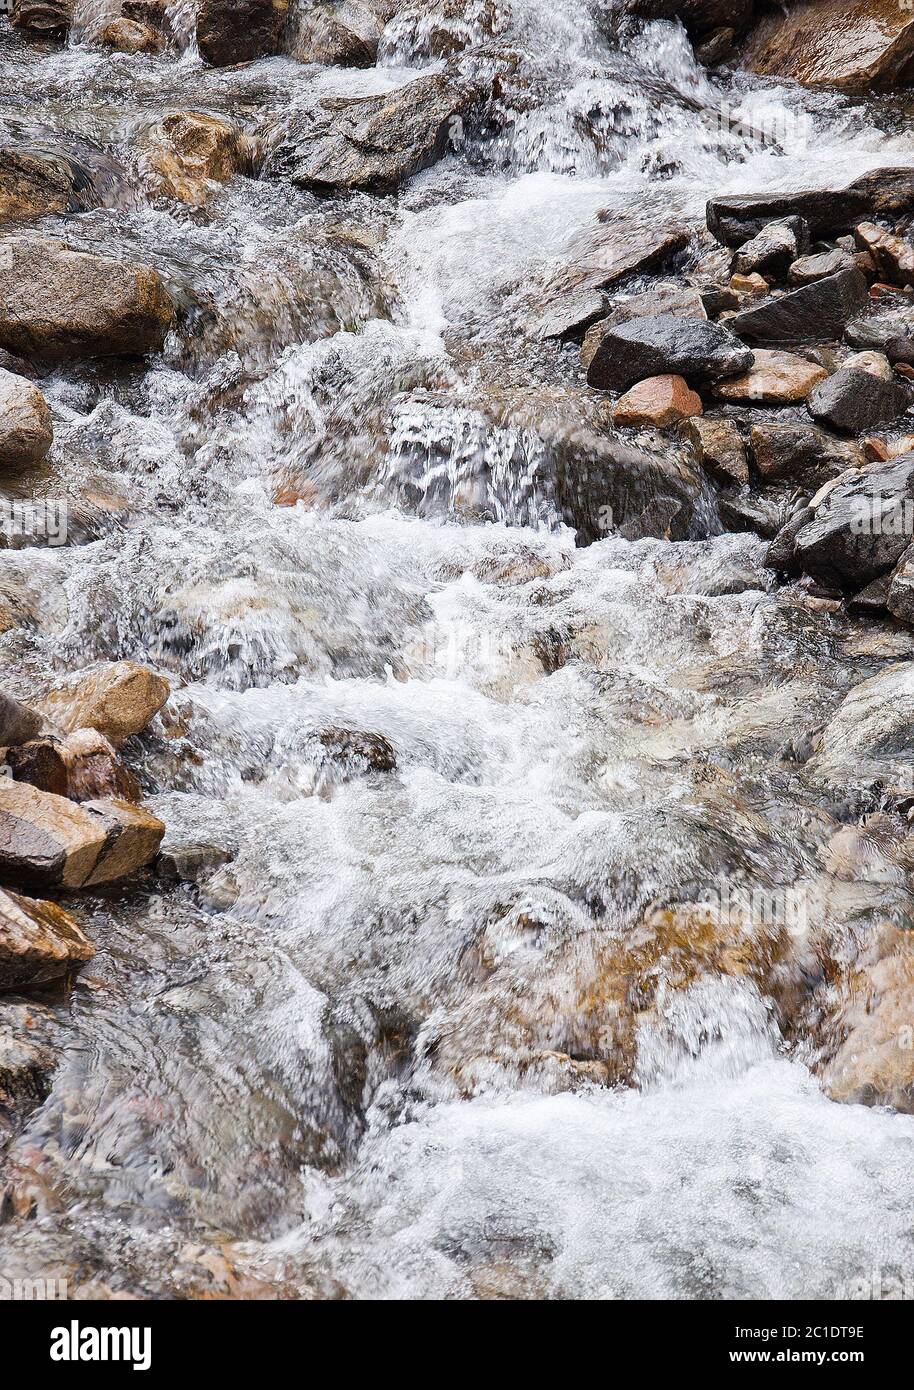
top-left (732, 217), bottom-right (809, 278)
top-left (750, 421), bottom-right (863, 482)
top-left (807, 368), bottom-right (911, 434)
top-left (532, 288), bottom-right (605, 342)
top-left (196, 0), bottom-right (289, 66)
top-left (0, 693), bottom-right (42, 748)
top-left (887, 544), bottom-right (914, 625)
top-left (707, 168), bottom-right (914, 247)
top-left (845, 308), bottom-right (914, 364)
top-left (580, 285), bottom-right (705, 365)
top-left (727, 268), bottom-right (869, 345)
top-left (789, 248), bottom-right (855, 285)
top-left (766, 506), bottom-right (814, 573)
top-left (792, 455), bottom-right (914, 587)
top-left (263, 74), bottom-right (477, 193)
top-left (684, 416), bottom-right (748, 485)
top-left (586, 313), bottom-right (753, 392)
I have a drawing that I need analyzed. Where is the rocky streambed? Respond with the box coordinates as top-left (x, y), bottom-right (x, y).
top-left (2, 0), bottom-right (914, 1301)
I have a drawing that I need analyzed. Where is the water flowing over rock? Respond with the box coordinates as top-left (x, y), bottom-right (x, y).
top-left (263, 74), bottom-right (478, 193)
top-left (0, 368), bottom-right (52, 467)
top-left (0, 238), bottom-right (175, 361)
top-left (289, 0), bottom-right (398, 65)
top-left (10, 0), bottom-right (72, 33)
top-left (141, 112), bottom-right (256, 207)
top-left (0, 145), bottom-right (104, 221)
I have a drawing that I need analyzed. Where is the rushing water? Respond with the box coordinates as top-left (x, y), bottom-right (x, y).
top-left (2, 0), bottom-right (914, 1300)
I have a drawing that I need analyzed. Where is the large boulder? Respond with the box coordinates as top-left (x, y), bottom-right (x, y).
top-left (263, 74), bottom-right (476, 193)
top-left (196, 0), bottom-right (290, 65)
top-left (142, 112), bottom-right (256, 208)
top-left (707, 168), bottom-right (914, 246)
top-left (0, 782), bottom-right (164, 889)
top-left (0, 238), bottom-right (175, 362)
top-left (288, 0), bottom-right (397, 65)
top-left (807, 661), bottom-right (914, 790)
top-left (0, 887), bottom-right (93, 993)
top-left (586, 313), bottom-right (753, 392)
top-left (726, 269), bottom-right (869, 345)
top-left (0, 369), bottom-right (53, 468)
top-left (39, 661), bottom-right (170, 747)
top-left (807, 367), bottom-right (911, 434)
top-left (742, 0), bottom-right (914, 90)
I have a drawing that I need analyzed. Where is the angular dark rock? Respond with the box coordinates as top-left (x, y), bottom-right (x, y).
top-left (263, 74), bottom-right (476, 194)
top-left (5, 741), bottom-right (68, 798)
top-left (887, 544), bottom-right (914, 624)
top-left (196, 0), bottom-right (290, 66)
top-left (749, 422), bottom-right (863, 482)
top-left (845, 308), bottom-right (914, 364)
top-left (0, 693), bottom-right (42, 749)
top-left (789, 249), bottom-right (855, 285)
top-left (684, 416), bottom-right (748, 486)
top-left (807, 368), bottom-right (912, 435)
top-left (742, 0), bottom-right (914, 91)
top-left (790, 455), bottom-right (914, 588)
top-left (732, 218), bottom-right (809, 278)
top-left (586, 313), bottom-right (753, 392)
top-left (707, 169), bottom-right (914, 247)
top-left (727, 269), bottom-right (869, 345)
top-left (766, 507), bottom-right (814, 574)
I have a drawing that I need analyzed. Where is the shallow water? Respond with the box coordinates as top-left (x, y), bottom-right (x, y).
top-left (2, 0), bottom-right (914, 1300)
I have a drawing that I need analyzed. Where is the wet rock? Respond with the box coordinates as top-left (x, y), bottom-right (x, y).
top-left (844, 349), bottom-right (894, 380)
top-left (732, 218), bottom-right (809, 279)
top-left (0, 693), bottom-right (42, 748)
top-left (728, 269), bottom-right (869, 346)
top-left (707, 169), bottom-right (914, 246)
top-left (532, 288), bottom-right (605, 342)
top-left (586, 314), bottom-right (752, 392)
top-left (0, 886), bottom-right (92, 992)
top-left (0, 237), bottom-right (175, 362)
top-left (4, 740), bottom-right (68, 797)
top-left (684, 416), bottom-right (747, 486)
top-left (613, 374), bottom-right (702, 428)
top-left (698, 282), bottom-right (739, 317)
top-left (59, 728), bottom-right (142, 803)
top-left (0, 1006), bottom-right (56, 1117)
top-left (743, 0), bottom-right (914, 90)
top-left (847, 572), bottom-right (891, 615)
top-left (749, 422), bottom-right (863, 483)
top-left (845, 307), bottom-right (914, 364)
top-left (789, 456), bottom-right (914, 588)
top-left (788, 249), bottom-right (855, 286)
top-left (711, 349), bottom-right (827, 404)
top-left (196, 0), bottom-right (290, 66)
top-left (156, 841), bottom-right (233, 883)
top-left (728, 271), bottom-right (768, 298)
top-left (142, 111), bottom-right (256, 207)
top-left (0, 369), bottom-right (53, 468)
top-left (10, 0), bottom-right (73, 34)
top-left (0, 781), bottom-right (164, 889)
top-left (40, 661), bottom-right (170, 747)
top-left (807, 367), bottom-right (911, 434)
top-left (695, 26), bottom-right (737, 67)
top-left (382, 0), bottom-right (500, 59)
top-left (766, 506), bottom-right (814, 573)
top-left (316, 726), bottom-right (397, 772)
top-left (579, 284), bottom-right (704, 364)
top-left (887, 544), bottom-right (914, 624)
top-left (289, 0), bottom-right (396, 65)
top-left (99, 16), bottom-right (163, 50)
top-left (0, 145), bottom-right (99, 221)
top-left (622, 0), bottom-right (753, 37)
top-left (808, 661), bottom-right (914, 791)
top-left (854, 221), bottom-right (914, 288)
top-left (263, 73), bottom-right (475, 193)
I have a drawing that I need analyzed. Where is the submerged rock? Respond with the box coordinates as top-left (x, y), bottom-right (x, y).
top-left (0, 886), bottom-right (93, 992)
top-left (40, 661), bottom-right (170, 747)
top-left (142, 111), bottom-right (256, 207)
top-left (0, 145), bottom-right (102, 221)
top-left (0, 368), bottom-right (53, 468)
top-left (0, 237), bottom-right (175, 361)
top-left (263, 73), bottom-right (475, 193)
top-left (743, 0), bottom-right (914, 90)
top-left (196, 0), bottom-right (290, 66)
top-left (587, 314), bottom-right (752, 392)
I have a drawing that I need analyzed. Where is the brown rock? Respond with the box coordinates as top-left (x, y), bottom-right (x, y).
top-left (10, 0), bottom-right (73, 33)
top-left (743, 0), bottom-right (914, 90)
top-left (0, 781), bottom-right (163, 889)
top-left (789, 249), bottom-right (856, 285)
top-left (729, 272), bottom-right (768, 296)
top-left (712, 349), bottom-right (828, 404)
top-left (823, 926), bottom-right (914, 1111)
top-left (0, 146), bottom-right (96, 222)
top-left (854, 221), bottom-right (914, 288)
top-left (196, 0), bottom-right (290, 66)
top-left (41, 662), bottom-right (169, 747)
top-left (0, 237), bottom-right (175, 362)
top-left (143, 111), bottom-right (255, 207)
top-left (0, 368), bottom-right (53, 468)
top-left (613, 374), bottom-right (703, 429)
top-left (99, 17), bottom-right (163, 51)
top-left (59, 728), bottom-right (141, 803)
top-left (684, 416), bottom-right (748, 486)
top-left (0, 887), bottom-right (93, 992)
top-left (288, 0), bottom-right (396, 65)
top-left (5, 740), bottom-right (68, 797)
top-left (0, 693), bottom-right (42, 748)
